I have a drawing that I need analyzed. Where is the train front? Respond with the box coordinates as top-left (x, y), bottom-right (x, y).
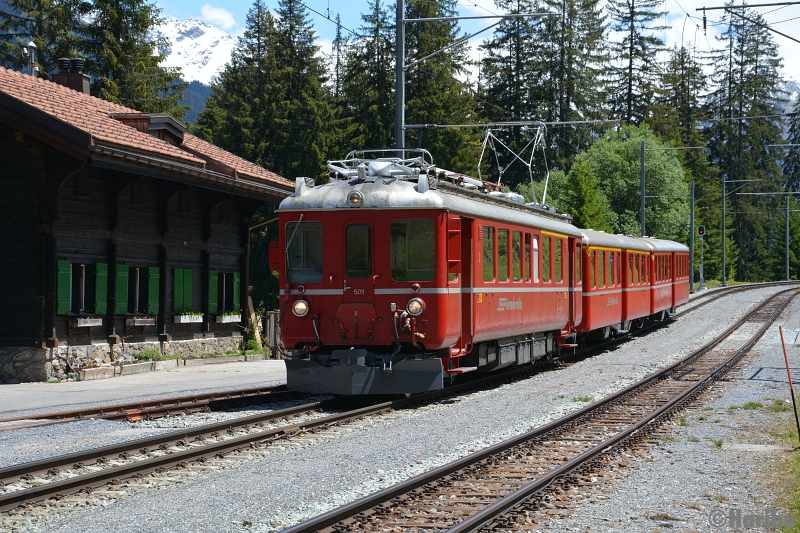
top-left (271, 152), bottom-right (460, 395)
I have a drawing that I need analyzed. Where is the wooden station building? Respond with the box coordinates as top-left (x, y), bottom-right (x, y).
top-left (0, 64), bottom-right (293, 382)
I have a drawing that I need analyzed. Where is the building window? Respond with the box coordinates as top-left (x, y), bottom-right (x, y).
top-left (57, 261), bottom-right (107, 315)
top-left (210, 271), bottom-right (240, 314)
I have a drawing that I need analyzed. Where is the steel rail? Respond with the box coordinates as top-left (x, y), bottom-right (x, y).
top-left (279, 288), bottom-right (797, 533)
top-left (451, 290), bottom-right (796, 533)
top-left (0, 385), bottom-right (291, 429)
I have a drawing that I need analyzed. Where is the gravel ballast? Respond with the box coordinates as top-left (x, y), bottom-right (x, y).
top-left (6, 285), bottom-right (794, 533)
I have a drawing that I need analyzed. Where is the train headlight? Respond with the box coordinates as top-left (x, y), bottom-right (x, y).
top-left (292, 300), bottom-right (309, 317)
top-left (406, 298), bottom-right (425, 316)
top-left (347, 190), bottom-right (364, 207)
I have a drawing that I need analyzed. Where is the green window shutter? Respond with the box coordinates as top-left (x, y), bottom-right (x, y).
top-left (174, 268), bottom-right (184, 313)
top-left (183, 269), bottom-right (193, 311)
top-left (115, 265), bottom-right (129, 314)
top-left (208, 270), bottom-right (218, 314)
top-left (147, 267), bottom-right (160, 314)
top-left (94, 263), bottom-right (108, 315)
top-left (232, 272), bottom-right (241, 311)
top-left (57, 260), bottom-right (71, 315)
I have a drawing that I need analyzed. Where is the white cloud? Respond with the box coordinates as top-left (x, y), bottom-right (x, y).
top-left (200, 4), bottom-right (237, 31)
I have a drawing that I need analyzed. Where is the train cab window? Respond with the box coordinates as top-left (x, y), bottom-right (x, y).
top-left (498, 229), bottom-right (509, 282)
top-left (575, 244), bottom-right (582, 284)
top-left (597, 250), bottom-right (604, 288)
top-left (524, 233), bottom-right (531, 281)
top-left (390, 219), bottom-right (435, 281)
top-left (286, 221), bottom-right (323, 283)
top-left (512, 231), bottom-right (521, 282)
top-left (555, 239), bottom-right (563, 283)
top-left (533, 235), bottom-right (539, 282)
top-left (483, 226), bottom-right (495, 282)
top-left (542, 236), bottom-right (551, 282)
top-left (346, 225), bottom-right (371, 278)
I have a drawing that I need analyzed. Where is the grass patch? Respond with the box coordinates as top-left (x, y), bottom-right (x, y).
top-left (136, 349), bottom-right (161, 361)
top-left (742, 401), bottom-right (763, 410)
top-left (713, 419), bottom-right (722, 423)
top-left (728, 405), bottom-right (741, 411)
top-left (770, 400), bottom-right (792, 412)
top-left (678, 417), bottom-right (687, 426)
top-left (706, 438), bottom-right (724, 448)
top-left (663, 435), bottom-right (679, 442)
top-left (687, 435), bottom-right (700, 442)
top-left (702, 406), bottom-right (714, 411)
top-left (698, 415), bottom-right (707, 421)
top-left (572, 395), bottom-right (593, 403)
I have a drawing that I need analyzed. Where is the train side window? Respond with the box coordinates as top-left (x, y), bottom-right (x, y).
top-left (628, 255), bottom-right (633, 285)
top-left (512, 231), bottom-right (521, 282)
top-left (390, 219), bottom-right (435, 281)
top-left (524, 233), bottom-right (531, 281)
top-left (607, 251), bottom-right (614, 287)
top-left (533, 235), bottom-right (539, 282)
top-left (590, 250), bottom-right (595, 288)
top-left (600, 251), bottom-right (605, 287)
top-left (616, 252), bottom-right (621, 287)
top-left (575, 243), bottom-right (582, 284)
top-left (483, 226), bottom-right (495, 282)
top-left (555, 239), bottom-right (562, 283)
top-left (633, 255), bottom-right (639, 285)
top-left (286, 221), bottom-right (323, 283)
top-left (498, 229), bottom-right (509, 282)
top-left (346, 225), bottom-right (372, 278)
top-left (542, 236), bottom-right (551, 282)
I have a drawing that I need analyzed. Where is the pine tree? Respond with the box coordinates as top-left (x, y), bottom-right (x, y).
top-left (81, 0), bottom-right (187, 118)
top-left (606, 0), bottom-right (668, 124)
top-left (561, 159), bottom-right (615, 231)
top-left (338, 0), bottom-right (395, 150)
top-left (193, 0), bottom-right (282, 165)
top-left (536, 0), bottom-right (608, 168)
top-left (270, 0), bottom-right (334, 179)
top-left (0, 0), bottom-right (89, 76)
top-left (478, 0), bottom-right (542, 188)
top-left (784, 96), bottom-right (800, 191)
top-left (705, 7), bottom-right (785, 281)
top-left (404, 0), bottom-right (479, 173)
top-left (650, 45), bottom-right (720, 281)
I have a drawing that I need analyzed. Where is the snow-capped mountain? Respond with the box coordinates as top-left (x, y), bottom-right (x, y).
top-left (153, 18), bottom-right (236, 85)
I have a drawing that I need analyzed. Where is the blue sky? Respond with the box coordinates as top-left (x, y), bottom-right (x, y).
top-left (155, 0), bottom-right (800, 82)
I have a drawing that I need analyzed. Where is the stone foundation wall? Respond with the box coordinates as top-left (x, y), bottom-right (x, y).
top-left (0, 335), bottom-right (244, 383)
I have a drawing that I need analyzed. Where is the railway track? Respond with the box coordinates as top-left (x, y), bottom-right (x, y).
top-left (1, 281), bottom-right (787, 433)
top-left (277, 287), bottom-right (798, 533)
top-left (0, 283), bottom-right (791, 522)
top-left (0, 385), bottom-right (295, 431)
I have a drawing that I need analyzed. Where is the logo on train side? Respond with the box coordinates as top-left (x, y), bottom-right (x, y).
top-left (497, 298), bottom-right (522, 312)
top-left (607, 296), bottom-right (619, 306)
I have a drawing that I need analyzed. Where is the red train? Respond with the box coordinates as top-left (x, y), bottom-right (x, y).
top-left (269, 150), bottom-right (690, 395)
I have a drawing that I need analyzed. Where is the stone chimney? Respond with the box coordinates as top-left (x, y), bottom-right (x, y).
top-left (51, 58), bottom-right (90, 95)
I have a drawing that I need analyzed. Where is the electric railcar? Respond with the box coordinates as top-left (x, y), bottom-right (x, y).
top-left (269, 150), bottom-right (689, 395)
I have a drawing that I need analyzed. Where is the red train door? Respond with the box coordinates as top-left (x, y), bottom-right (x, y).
top-left (336, 221), bottom-right (377, 342)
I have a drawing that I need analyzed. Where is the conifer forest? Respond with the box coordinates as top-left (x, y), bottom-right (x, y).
top-left (3, 0), bottom-right (800, 307)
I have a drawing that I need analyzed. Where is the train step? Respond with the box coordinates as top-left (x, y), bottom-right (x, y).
top-left (449, 367), bottom-right (477, 374)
